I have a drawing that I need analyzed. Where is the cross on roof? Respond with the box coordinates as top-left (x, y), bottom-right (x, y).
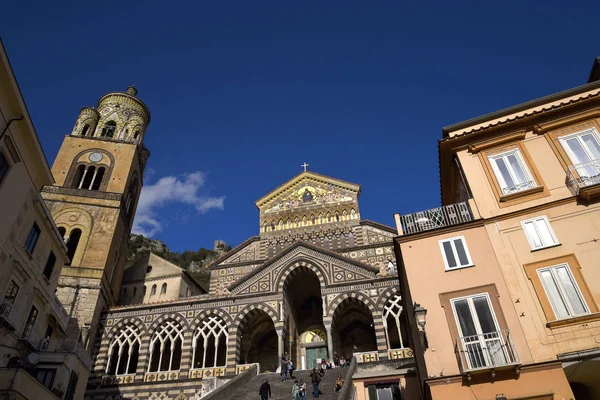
top-left (301, 162), bottom-right (309, 172)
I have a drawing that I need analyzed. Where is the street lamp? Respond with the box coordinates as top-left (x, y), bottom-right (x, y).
top-left (413, 303), bottom-right (428, 349)
top-left (413, 303), bottom-right (427, 331)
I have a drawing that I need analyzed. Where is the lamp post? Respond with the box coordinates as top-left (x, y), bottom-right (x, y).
top-left (413, 303), bottom-right (428, 349)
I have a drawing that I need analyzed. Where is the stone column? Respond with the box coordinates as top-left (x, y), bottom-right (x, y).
top-left (325, 325), bottom-right (334, 360)
top-left (276, 329), bottom-right (284, 373)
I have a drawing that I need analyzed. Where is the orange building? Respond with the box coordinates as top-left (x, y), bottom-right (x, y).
top-left (394, 57), bottom-right (600, 399)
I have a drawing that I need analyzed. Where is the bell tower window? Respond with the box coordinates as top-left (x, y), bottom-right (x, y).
top-left (81, 124), bottom-right (90, 136)
top-left (73, 165), bottom-right (106, 191)
top-left (66, 229), bottom-right (82, 263)
top-left (101, 121), bottom-right (117, 138)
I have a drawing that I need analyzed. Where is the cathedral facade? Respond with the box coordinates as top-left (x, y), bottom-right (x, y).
top-left (37, 87), bottom-right (411, 399)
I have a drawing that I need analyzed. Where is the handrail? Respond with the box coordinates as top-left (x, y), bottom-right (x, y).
top-left (455, 329), bottom-right (520, 373)
top-left (337, 356), bottom-right (357, 400)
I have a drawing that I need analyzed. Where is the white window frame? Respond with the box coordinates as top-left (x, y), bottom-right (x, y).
top-left (520, 215), bottom-right (559, 251)
top-left (488, 149), bottom-right (536, 195)
top-left (439, 236), bottom-right (474, 271)
top-left (536, 263), bottom-right (589, 320)
top-left (558, 128), bottom-right (600, 165)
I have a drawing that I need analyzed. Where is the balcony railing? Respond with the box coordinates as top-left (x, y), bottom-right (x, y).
top-left (50, 296), bottom-right (70, 331)
top-left (566, 159), bottom-right (600, 196)
top-left (399, 201), bottom-right (474, 235)
top-left (21, 323), bottom-right (34, 340)
top-left (501, 180), bottom-right (537, 195)
top-left (455, 329), bottom-right (520, 373)
top-left (0, 301), bottom-right (13, 319)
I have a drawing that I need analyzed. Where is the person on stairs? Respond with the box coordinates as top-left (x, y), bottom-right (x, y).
top-left (310, 368), bottom-right (321, 398)
top-left (281, 354), bottom-right (289, 381)
top-left (292, 379), bottom-right (300, 400)
top-left (259, 380), bottom-right (271, 400)
top-left (335, 374), bottom-right (344, 392)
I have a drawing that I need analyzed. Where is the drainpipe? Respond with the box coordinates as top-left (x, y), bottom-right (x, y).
top-left (0, 116), bottom-right (24, 141)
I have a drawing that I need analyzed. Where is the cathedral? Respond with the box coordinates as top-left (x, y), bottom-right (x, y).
top-left (40, 87), bottom-right (411, 399)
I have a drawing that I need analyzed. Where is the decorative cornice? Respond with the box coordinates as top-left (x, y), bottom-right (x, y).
top-left (468, 130), bottom-right (526, 153)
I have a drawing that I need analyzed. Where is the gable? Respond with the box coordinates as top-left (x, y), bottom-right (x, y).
top-left (228, 242), bottom-right (379, 295)
top-left (256, 172), bottom-right (360, 215)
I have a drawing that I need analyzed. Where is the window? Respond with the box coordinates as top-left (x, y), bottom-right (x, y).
top-left (521, 216), bottom-right (559, 250)
top-left (383, 295), bottom-right (404, 349)
top-left (34, 368), bottom-right (56, 391)
top-left (43, 251), bottom-right (56, 280)
top-left (0, 151), bottom-right (9, 185)
top-left (148, 320), bottom-right (184, 372)
top-left (74, 165), bottom-right (105, 190)
top-left (559, 129), bottom-right (600, 180)
top-left (25, 223), bottom-right (41, 254)
top-left (81, 124), bottom-right (90, 136)
top-left (537, 263), bottom-right (588, 319)
top-left (4, 280), bottom-right (19, 304)
top-left (366, 383), bottom-right (401, 400)
top-left (101, 121), bottom-right (117, 138)
top-left (66, 229), bottom-right (82, 263)
top-left (186, 287), bottom-right (192, 297)
top-left (451, 293), bottom-right (507, 369)
top-left (106, 324), bottom-right (141, 375)
top-left (64, 370), bottom-right (79, 400)
top-left (161, 283), bottom-right (167, 294)
top-left (23, 306), bottom-right (38, 339)
top-left (488, 149), bottom-right (536, 195)
top-left (151, 284), bottom-right (157, 296)
top-left (133, 130), bottom-right (140, 140)
top-left (439, 236), bottom-right (473, 270)
top-left (193, 316), bottom-right (228, 368)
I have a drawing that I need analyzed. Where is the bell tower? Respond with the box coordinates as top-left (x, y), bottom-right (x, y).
top-left (41, 86), bottom-right (151, 351)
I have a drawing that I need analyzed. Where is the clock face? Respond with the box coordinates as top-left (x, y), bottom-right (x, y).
top-left (89, 152), bottom-right (103, 163)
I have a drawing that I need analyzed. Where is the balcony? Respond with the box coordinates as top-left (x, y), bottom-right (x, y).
top-left (566, 159), bottom-right (600, 200)
top-left (397, 200), bottom-right (475, 235)
top-left (455, 329), bottom-right (520, 378)
top-left (0, 368), bottom-right (60, 400)
top-left (50, 296), bottom-right (69, 332)
top-left (38, 339), bottom-right (93, 370)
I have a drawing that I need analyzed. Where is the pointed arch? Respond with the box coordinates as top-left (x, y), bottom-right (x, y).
top-left (147, 319), bottom-right (185, 372)
top-left (106, 323), bottom-right (142, 375)
top-left (274, 259), bottom-right (329, 293)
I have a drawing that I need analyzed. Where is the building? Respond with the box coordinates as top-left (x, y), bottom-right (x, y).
top-left (393, 57), bottom-right (600, 399)
top-left (84, 170), bottom-right (416, 399)
top-left (0, 39), bottom-right (90, 400)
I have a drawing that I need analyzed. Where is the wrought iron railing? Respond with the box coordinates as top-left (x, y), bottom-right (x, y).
top-left (566, 159), bottom-right (600, 195)
top-left (400, 201), bottom-right (474, 235)
top-left (455, 329), bottom-right (520, 373)
top-left (501, 180), bottom-right (537, 195)
top-left (21, 323), bottom-right (34, 340)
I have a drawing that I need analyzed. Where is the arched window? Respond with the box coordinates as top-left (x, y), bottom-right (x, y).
top-left (74, 164), bottom-right (106, 191)
top-left (57, 227), bottom-right (66, 241)
top-left (335, 212), bottom-right (340, 222)
top-left (294, 217), bottom-right (299, 227)
top-left (311, 214), bottom-right (316, 225)
top-left (383, 295), bottom-right (404, 350)
top-left (318, 214), bottom-right (323, 224)
top-left (66, 229), bottom-right (82, 263)
top-left (133, 130), bottom-right (140, 140)
top-left (125, 176), bottom-right (139, 214)
top-left (342, 210), bottom-right (348, 221)
top-left (186, 287), bottom-right (192, 297)
top-left (350, 209), bottom-right (357, 219)
top-left (106, 324), bottom-right (141, 376)
top-left (161, 283), bottom-right (167, 294)
top-left (101, 121), bottom-right (117, 138)
top-left (81, 124), bottom-right (90, 136)
top-left (193, 316), bottom-right (228, 369)
top-left (151, 285), bottom-right (157, 296)
top-left (302, 216), bottom-right (307, 226)
top-left (262, 222), bottom-right (267, 233)
top-left (279, 220), bottom-right (284, 230)
top-left (326, 213), bottom-right (332, 223)
top-left (148, 320), bottom-right (184, 372)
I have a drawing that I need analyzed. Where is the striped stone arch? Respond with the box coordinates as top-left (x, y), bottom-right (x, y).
top-left (106, 316), bottom-right (147, 338)
top-left (376, 286), bottom-right (401, 311)
top-left (146, 312), bottom-right (190, 335)
top-left (274, 258), bottom-right (329, 293)
top-left (190, 308), bottom-right (234, 330)
top-left (233, 302), bottom-right (279, 329)
top-left (327, 291), bottom-right (378, 317)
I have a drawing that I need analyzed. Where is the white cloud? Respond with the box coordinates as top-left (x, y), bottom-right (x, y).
top-left (133, 171), bottom-right (225, 237)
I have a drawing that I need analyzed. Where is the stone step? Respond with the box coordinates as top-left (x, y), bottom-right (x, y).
top-left (224, 369), bottom-right (345, 400)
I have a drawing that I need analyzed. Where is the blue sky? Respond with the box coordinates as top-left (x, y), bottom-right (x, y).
top-left (2, 1), bottom-right (599, 252)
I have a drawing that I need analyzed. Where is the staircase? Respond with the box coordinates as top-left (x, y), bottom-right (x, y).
top-left (223, 369), bottom-right (343, 400)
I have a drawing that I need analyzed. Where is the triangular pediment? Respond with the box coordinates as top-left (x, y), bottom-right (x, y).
top-left (228, 241), bottom-right (378, 295)
top-left (255, 171), bottom-right (361, 215)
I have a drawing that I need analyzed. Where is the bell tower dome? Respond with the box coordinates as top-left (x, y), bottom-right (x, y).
top-left (41, 86), bottom-right (151, 352)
